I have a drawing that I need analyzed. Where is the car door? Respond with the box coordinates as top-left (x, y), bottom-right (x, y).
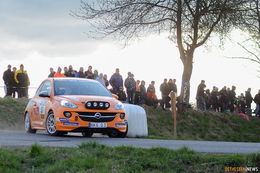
top-left (33, 80), bottom-right (52, 128)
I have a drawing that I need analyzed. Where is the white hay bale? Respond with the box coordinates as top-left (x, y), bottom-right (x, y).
top-left (123, 104), bottom-right (148, 137)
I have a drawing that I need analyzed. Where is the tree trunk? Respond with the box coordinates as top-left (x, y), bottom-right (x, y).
top-left (179, 54), bottom-right (193, 104)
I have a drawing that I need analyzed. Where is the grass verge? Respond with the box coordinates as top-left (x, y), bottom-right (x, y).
top-left (0, 97), bottom-right (27, 130)
top-left (144, 105), bottom-right (260, 142)
top-left (0, 142), bottom-right (259, 173)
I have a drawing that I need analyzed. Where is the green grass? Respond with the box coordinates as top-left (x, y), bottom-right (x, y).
top-left (0, 142), bottom-right (259, 173)
top-left (0, 97), bottom-right (28, 130)
top-left (1, 97), bottom-right (260, 142)
top-left (144, 105), bottom-right (260, 142)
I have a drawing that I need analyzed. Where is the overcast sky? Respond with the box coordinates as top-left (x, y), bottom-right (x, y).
top-left (0, 0), bottom-right (259, 102)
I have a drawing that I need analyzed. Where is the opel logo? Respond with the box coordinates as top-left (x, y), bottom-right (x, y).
top-left (94, 112), bottom-right (101, 119)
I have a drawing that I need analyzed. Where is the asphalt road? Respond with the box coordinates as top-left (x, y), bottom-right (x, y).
top-left (0, 130), bottom-right (260, 154)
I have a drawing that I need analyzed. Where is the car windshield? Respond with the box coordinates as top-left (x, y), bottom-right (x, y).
top-left (54, 79), bottom-right (112, 97)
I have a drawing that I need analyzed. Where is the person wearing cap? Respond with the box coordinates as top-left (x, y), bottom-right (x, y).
top-left (14, 64), bottom-right (30, 98)
top-left (2, 64), bottom-right (13, 97)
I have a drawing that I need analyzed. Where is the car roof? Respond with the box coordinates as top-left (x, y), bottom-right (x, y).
top-left (47, 77), bottom-right (98, 83)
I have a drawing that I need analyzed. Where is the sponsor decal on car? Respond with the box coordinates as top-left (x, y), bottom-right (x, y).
top-left (59, 118), bottom-right (69, 122)
top-left (39, 100), bottom-right (47, 119)
top-left (115, 123), bottom-right (127, 127)
top-left (62, 122), bottom-right (79, 126)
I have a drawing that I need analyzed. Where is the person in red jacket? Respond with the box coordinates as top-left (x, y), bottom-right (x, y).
top-left (146, 81), bottom-right (158, 107)
top-left (54, 67), bottom-right (65, 78)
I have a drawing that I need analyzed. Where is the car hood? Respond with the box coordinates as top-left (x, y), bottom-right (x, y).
top-left (56, 95), bottom-right (118, 104)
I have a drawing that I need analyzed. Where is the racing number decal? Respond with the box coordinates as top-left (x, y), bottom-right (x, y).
top-left (39, 101), bottom-right (47, 119)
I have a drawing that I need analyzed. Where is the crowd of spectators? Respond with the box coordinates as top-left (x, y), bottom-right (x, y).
top-left (196, 80), bottom-right (260, 117)
top-left (2, 64), bottom-right (260, 117)
top-left (2, 64), bottom-right (30, 98)
top-left (47, 65), bottom-right (160, 107)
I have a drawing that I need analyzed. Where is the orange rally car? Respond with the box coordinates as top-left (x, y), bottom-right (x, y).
top-left (24, 78), bottom-right (128, 137)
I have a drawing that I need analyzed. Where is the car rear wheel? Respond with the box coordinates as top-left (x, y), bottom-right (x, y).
top-left (82, 131), bottom-right (93, 137)
top-left (24, 112), bottom-right (37, 133)
top-left (46, 111), bottom-right (61, 136)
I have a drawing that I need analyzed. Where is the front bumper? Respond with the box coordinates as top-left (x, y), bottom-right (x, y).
top-left (54, 111), bottom-right (127, 133)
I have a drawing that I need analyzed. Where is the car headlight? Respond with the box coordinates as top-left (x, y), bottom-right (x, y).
top-left (114, 102), bottom-right (124, 110)
top-left (60, 100), bottom-right (78, 108)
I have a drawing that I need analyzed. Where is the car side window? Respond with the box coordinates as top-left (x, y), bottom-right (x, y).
top-left (36, 81), bottom-right (52, 96)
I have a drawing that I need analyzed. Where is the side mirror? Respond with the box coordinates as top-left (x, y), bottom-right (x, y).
top-left (112, 94), bottom-right (119, 100)
top-left (39, 91), bottom-right (50, 97)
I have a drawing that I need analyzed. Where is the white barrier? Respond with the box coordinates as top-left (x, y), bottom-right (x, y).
top-left (123, 104), bottom-right (148, 137)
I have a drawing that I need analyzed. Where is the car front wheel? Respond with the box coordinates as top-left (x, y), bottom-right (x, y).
top-left (108, 126), bottom-right (128, 138)
top-left (24, 112), bottom-right (37, 133)
top-left (46, 111), bottom-right (61, 136)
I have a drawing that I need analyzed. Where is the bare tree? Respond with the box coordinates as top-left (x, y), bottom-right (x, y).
top-left (231, 0), bottom-right (260, 73)
top-left (73, 0), bottom-right (248, 104)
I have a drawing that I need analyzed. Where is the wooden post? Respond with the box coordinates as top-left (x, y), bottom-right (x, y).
top-left (170, 91), bottom-right (177, 137)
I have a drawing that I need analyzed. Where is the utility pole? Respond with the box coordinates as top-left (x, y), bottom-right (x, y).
top-left (170, 91), bottom-right (177, 137)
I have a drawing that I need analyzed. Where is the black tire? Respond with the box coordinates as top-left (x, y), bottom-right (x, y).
top-left (108, 126), bottom-right (128, 138)
top-left (82, 131), bottom-right (93, 137)
top-left (24, 112), bottom-right (37, 133)
top-left (58, 132), bottom-right (68, 136)
top-left (46, 111), bottom-right (61, 136)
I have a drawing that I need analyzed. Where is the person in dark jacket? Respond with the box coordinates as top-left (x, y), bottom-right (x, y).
top-left (116, 86), bottom-right (127, 102)
top-left (103, 74), bottom-right (109, 88)
top-left (109, 68), bottom-right (123, 94)
top-left (135, 80), bottom-right (141, 105)
top-left (196, 80), bottom-right (206, 111)
top-left (2, 64), bottom-right (13, 97)
top-left (210, 86), bottom-right (220, 112)
top-left (48, 67), bottom-right (56, 77)
top-left (75, 67), bottom-right (86, 78)
top-left (245, 88), bottom-right (253, 109)
top-left (85, 65), bottom-right (94, 79)
top-left (160, 78), bottom-right (170, 110)
top-left (229, 86), bottom-right (236, 112)
top-left (11, 67), bottom-right (18, 98)
top-left (14, 64), bottom-right (30, 98)
top-left (168, 79), bottom-right (177, 94)
top-left (220, 86), bottom-right (229, 112)
top-left (124, 72), bottom-right (136, 104)
top-left (254, 90), bottom-right (260, 117)
top-left (205, 89), bottom-right (211, 110)
top-left (139, 80), bottom-right (147, 104)
top-left (63, 67), bottom-right (69, 77)
top-left (238, 93), bottom-right (246, 114)
top-left (67, 65), bottom-right (77, 77)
